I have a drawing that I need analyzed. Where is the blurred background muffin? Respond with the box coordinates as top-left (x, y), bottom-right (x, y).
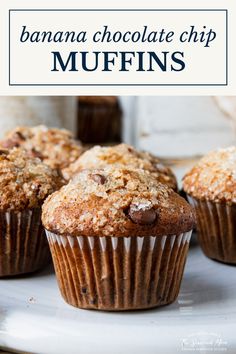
top-left (77, 96), bottom-right (122, 144)
top-left (183, 147), bottom-right (236, 263)
top-left (0, 148), bottom-right (63, 276)
top-left (0, 125), bottom-right (83, 171)
top-left (64, 143), bottom-right (177, 190)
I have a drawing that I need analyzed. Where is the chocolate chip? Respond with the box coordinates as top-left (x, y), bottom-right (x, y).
top-left (13, 131), bottom-right (26, 141)
top-left (128, 204), bottom-right (157, 225)
top-left (29, 148), bottom-right (44, 159)
top-left (81, 287), bottom-right (87, 294)
top-left (90, 297), bottom-right (97, 305)
top-left (90, 173), bottom-right (106, 185)
top-left (0, 149), bottom-right (9, 155)
top-left (56, 168), bottom-right (64, 179)
top-left (1, 132), bottom-right (25, 149)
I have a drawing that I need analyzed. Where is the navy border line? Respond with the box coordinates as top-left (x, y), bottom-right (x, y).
top-left (9, 9), bottom-right (228, 87)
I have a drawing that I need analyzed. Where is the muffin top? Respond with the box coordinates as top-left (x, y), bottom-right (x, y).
top-left (42, 167), bottom-right (194, 237)
top-left (0, 148), bottom-right (63, 211)
top-left (63, 144), bottom-right (177, 190)
top-left (183, 146), bottom-right (236, 204)
top-left (0, 125), bottom-right (83, 170)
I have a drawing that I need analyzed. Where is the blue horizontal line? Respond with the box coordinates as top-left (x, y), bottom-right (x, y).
top-left (9, 9), bottom-right (227, 12)
top-left (9, 83), bottom-right (227, 87)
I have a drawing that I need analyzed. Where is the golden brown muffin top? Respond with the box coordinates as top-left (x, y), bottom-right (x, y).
top-left (42, 166), bottom-right (194, 237)
top-left (183, 146), bottom-right (236, 204)
top-left (0, 148), bottom-right (63, 211)
top-left (63, 144), bottom-right (177, 190)
top-left (78, 96), bottom-right (118, 106)
top-left (0, 125), bottom-right (83, 170)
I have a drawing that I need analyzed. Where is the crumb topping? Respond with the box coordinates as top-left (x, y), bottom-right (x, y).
top-left (63, 144), bottom-right (177, 190)
top-left (183, 146), bottom-right (236, 204)
top-left (0, 125), bottom-right (83, 170)
top-left (0, 148), bottom-right (63, 211)
top-left (42, 166), bottom-right (194, 237)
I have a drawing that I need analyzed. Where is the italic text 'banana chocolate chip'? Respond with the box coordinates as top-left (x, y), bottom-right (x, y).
top-left (128, 204), bottom-right (157, 225)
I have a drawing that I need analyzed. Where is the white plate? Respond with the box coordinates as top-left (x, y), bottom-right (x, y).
top-left (0, 238), bottom-right (236, 354)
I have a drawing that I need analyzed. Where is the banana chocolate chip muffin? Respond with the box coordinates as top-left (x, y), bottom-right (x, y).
top-left (63, 143), bottom-right (177, 190)
top-left (183, 146), bottom-right (236, 263)
top-left (0, 147), bottom-right (63, 276)
top-left (0, 125), bottom-right (83, 171)
top-left (42, 166), bottom-right (194, 311)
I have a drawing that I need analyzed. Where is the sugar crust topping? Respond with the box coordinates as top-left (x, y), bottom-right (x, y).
top-left (0, 148), bottom-right (63, 210)
top-left (0, 125), bottom-right (83, 170)
top-left (63, 144), bottom-right (177, 190)
top-left (42, 166), bottom-right (194, 237)
top-left (183, 146), bottom-right (236, 204)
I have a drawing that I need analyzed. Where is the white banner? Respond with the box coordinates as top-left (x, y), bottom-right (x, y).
top-left (0, 0), bottom-right (235, 95)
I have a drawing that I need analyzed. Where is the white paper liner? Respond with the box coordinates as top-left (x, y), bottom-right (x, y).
top-left (47, 232), bottom-right (191, 250)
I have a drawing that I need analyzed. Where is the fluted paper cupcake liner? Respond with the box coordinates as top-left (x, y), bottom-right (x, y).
top-left (46, 231), bottom-right (192, 311)
top-left (0, 209), bottom-right (51, 276)
top-left (188, 196), bottom-right (236, 263)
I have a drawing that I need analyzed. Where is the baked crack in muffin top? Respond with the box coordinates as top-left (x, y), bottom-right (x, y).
top-left (63, 143), bottom-right (177, 190)
top-left (0, 125), bottom-right (83, 170)
top-left (183, 146), bottom-right (236, 204)
top-left (42, 166), bottom-right (194, 237)
top-left (0, 148), bottom-right (63, 211)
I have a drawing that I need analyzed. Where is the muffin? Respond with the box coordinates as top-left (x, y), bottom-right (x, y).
top-left (77, 96), bottom-right (122, 144)
top-left (0, 125), bottom-right (83, 171)
top-left (183, 146), bottom-right (236, 263)
top-left (42, 166), bottom-right (195, 311)
top-left (63, 143), bottom-right (177, 190)
top-left (0, 148), bottom-right (63, 276)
